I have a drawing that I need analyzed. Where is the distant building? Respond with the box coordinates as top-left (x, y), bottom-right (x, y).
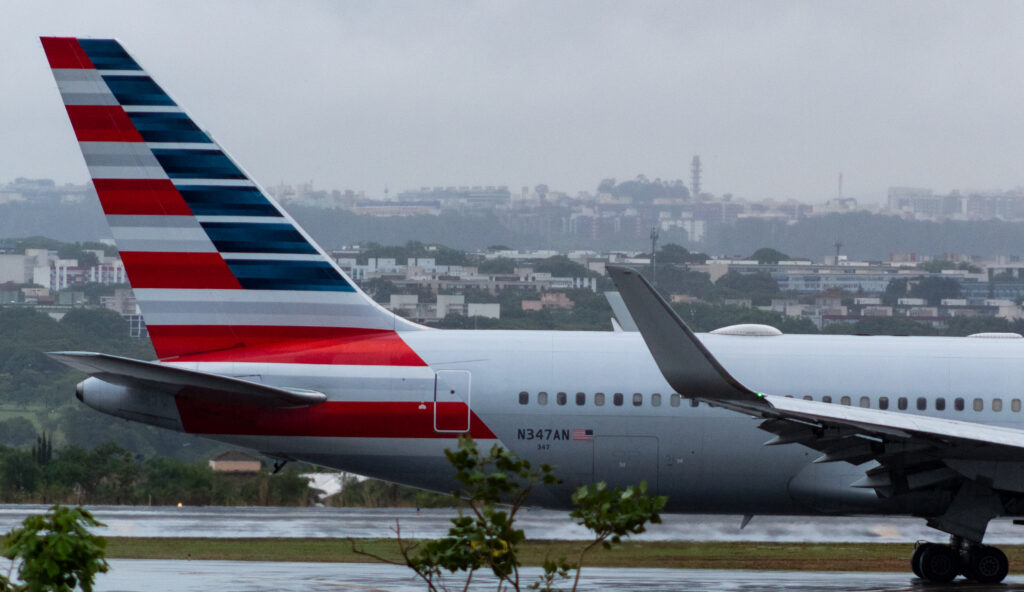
top-left (522, 292), bottom-right (574, 311)
top-left (209, 451), bottom-right (261, 473)
top-left (467, 303), bottom-right (500, 319)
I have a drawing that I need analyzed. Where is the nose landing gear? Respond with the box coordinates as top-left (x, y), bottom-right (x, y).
top-left (911, 537), bottom-right (1009, 584)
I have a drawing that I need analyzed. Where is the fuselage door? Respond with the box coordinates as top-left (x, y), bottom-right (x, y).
top-left (593, 435), bottom-right (659, 494)
top-left (434, 370), bottom-right (471, 433)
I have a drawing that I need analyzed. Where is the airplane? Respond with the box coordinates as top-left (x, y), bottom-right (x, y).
top-left (38, 36), bottom-right (1024, 584)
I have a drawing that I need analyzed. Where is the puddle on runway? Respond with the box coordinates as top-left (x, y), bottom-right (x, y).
top-left (6, 505), bottom-right (1024, 544)
top-left (95, 560), bottom-right (1024, 592)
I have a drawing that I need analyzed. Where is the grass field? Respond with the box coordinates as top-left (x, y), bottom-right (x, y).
top-left (0, 404), bottom-right (45, 426)
top-left (102, 538), bottom-right (1024, 572)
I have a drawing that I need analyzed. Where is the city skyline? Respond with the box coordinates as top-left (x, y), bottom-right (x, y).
top-left (5, 2), bottom-right (1024, 203)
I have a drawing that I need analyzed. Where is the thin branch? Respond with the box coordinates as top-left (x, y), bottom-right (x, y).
top-left (571, 537), bottom-right (606, 592)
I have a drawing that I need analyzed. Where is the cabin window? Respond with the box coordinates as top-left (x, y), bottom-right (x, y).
top-left (993, 398), bottom-right (1003, 412)
top-left (973, 398), bottom-right (983, 411)
top-left (576, 392), bottom-right (586, 406)
top-left (518, 391), bottom-right (529, 405)
top-left (822, 396), bottom-right (832, 403)
top-left (878, 397), bottom-right (889, 410)
top-left (613, 393), bottom-right (624, 406)
top-left (670, 393), bottom-right (681, 407)
top-left (557, 392), bottom-right (567, 406)
top-left (633, 393), bottom-right (643, 407)
top-left (859, 397), bottom-right (870, 408)
top-left (594, 392), bottom-right (605, 406)
top-left (916, 397), bottom-right (926, 411)
top-left (538, 391), bottom-right (548, 406)
top-left (935, 398), bottom-right (946, 411)
top-left (955, 398), bottom-right (964, 411)
top-left (898, 397), bottom-right (908, 410)
top-left (690, 398), bottom-right (700, 407)
top-left (651, 393), bottom-right (662, 407)
top-left (1013, 399), bottom-right (1022, 413)
top-left (840, 396), bottom-right (851, 406)
top-left (803, 396), bottom-right (813, 401)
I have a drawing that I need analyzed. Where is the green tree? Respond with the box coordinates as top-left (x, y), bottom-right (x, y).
top-left (672, 301), bottom-right (818, 334)
top-left (920, 260), bottom-right (956, 273)
top-left (657, 244), bottom-right (706, 265)
top-left (919, 260), bottom-right (982, 274)
top-left (478, 258), bottom-right (516, 275)
top-left (0, 451), bottom-right (42, 501)
top-left (714, 271), bottom-right (780, 305)
top-left (822, 317), bottom-right (938, 336)
top-left (910, 276), bottom-right (960, 306)
top-left (32, 435), bottom-right (52, 467)
top-left (567, 482), bottom-right (666, 590)
top-left (944, 316), bottom-right (1014, 337)
top-left (58, 310), bottom-right (130, 345)
top-left (0, 419), bottom-right (37, 449)
top-left (654, 266), bottom-right (715, 300)
top-left (354, 436), bottom-right (665, 592)
top-left (749, 247), bottom-right (790, 264)
top-left (532, 256), bottom-right (595, 278)
top-left (1, 505), bottom-right (108, 592)
top-left (882, 278), bottom-right (909, 306)
top-left (360, 279), bottom-right (396, 303)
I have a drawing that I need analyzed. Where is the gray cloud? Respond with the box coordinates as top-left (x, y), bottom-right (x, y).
top-left (5, 1), bottom-right (1024, 202)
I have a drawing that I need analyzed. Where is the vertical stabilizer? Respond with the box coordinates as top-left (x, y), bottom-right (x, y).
top-left (41, 37), bottom-right (424, 365)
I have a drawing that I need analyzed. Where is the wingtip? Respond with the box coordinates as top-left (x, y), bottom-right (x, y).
top-left (605, 264), bottom-right (637, 276)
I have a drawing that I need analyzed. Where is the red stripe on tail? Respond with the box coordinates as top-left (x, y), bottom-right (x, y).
top-left (119, 252), bottom-right (242, 290)
top-left (150, 325), bottom-right (427, 365)
top-left (40, 37), bottom-right (94, 69)
top-left (66, 105), bottom-right (144, 142)
top-left (176, 399), bottom-right (496, 439)
top-left (93, 179), bottom-right (194, 216)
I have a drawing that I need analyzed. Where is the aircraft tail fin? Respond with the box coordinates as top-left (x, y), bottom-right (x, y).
top-left (40, 37), bottom-right (425, 365)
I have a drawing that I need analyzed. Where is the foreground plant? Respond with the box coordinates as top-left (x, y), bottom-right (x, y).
top-left (1, 505), bottom-right (108, 592)
top-left (353, 435), bottom-right (666, 591)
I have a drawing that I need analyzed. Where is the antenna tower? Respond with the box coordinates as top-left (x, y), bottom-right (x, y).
top-left (650, 226), bottom-right (659, 286)
top-left (690, 155), bottom-right (702, 199)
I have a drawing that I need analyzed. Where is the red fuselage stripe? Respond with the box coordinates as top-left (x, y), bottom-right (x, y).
top-left (151, 325), bottom-right (428, 366)
top-left (175, 398), bottom-right (496, 439)
top-left (93, 179), bottom-right (195, 216)
top-left (41, 37), bottom-right (94, 69)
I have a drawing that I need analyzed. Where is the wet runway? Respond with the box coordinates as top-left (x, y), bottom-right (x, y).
top-left (95, 561), bottom-right (1024, 592)
top-left (6, 504), bottom-right (1024, 544)
top-left (6, 506), bottom-right (1024, 590)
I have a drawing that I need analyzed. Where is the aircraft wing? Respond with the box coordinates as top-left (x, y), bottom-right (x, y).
top-left (48, 351), bottom-right (326, 409)
top-left (607, 264), bottom-right (1024, 539)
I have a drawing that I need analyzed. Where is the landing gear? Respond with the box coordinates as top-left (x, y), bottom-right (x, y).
top-left (914, 542), bottom-right (958, 583)
top-left (911, 538), bottom-right (1009, 584)
top-left (962, 545), bottom-right (1009, 584)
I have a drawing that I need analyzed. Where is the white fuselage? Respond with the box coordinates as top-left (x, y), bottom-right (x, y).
top-left (86, 330), bottom-right (1024, 516)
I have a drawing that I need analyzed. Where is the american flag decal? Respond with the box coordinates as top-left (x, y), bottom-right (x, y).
top-left (573, 428), bottom-right (594, 441)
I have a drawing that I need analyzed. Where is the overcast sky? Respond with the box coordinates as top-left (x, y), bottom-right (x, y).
top-left (5, 1), bottom-right (1024, 203)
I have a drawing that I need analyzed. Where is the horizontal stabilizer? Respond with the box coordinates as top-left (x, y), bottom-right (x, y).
top-left (48, 351), bottom-right (326, 408)
top-left (605, 265), bottom-right (766, 405)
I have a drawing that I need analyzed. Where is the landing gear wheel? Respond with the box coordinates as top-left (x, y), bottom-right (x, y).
top-left (964, 545), bottom-right (1008, 584)
top-left (910, 542), bottom-right (932, 579)
top-left (917, 544), bottom-right (959, 583)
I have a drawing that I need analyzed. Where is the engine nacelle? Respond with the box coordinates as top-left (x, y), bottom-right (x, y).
top-left (76, 376), bottom-right (185, 432)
